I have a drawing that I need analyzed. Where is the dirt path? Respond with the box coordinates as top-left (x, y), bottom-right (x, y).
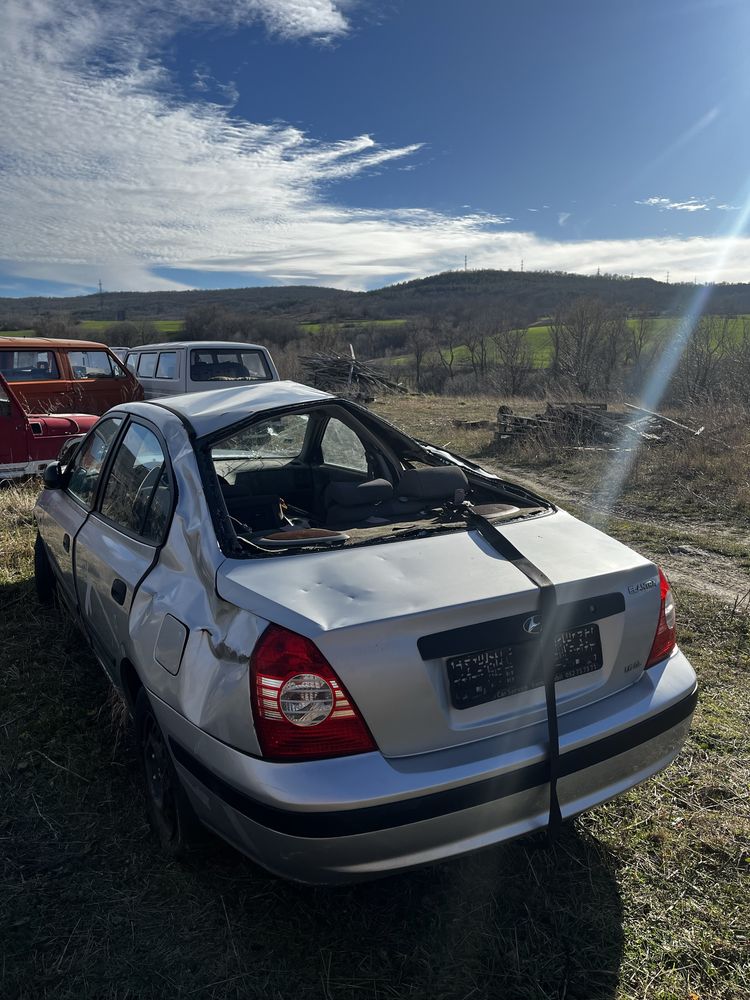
top-left (482, 462), bottom-right (750, 607)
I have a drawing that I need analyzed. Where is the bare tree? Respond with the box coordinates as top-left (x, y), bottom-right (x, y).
top-left (315, 324), bottom-right (346, 355)
top-left (627, 308), bottom-right (655, 372)
top-left (600, 309), bottom-right (629, 393)
top-left (492, 320), bottom-right (533, 395)
top-left (32, 314), bottom-right (79, 339)
top-left (435, 316), bottom-right (460, 380)
top-left (547, 308), bottom-right (566, 383)
top-left (462, 310), bottom-right (490, 380)
top-left (674, 314), bottom-right (735, 401)
top-left (406, 318), bottom-right (432, 390)
top-left (558, 298), bottom-right (607, 394)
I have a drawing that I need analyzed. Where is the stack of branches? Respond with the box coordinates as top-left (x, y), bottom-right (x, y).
top-left (495, 401), bottom-right (704, 451)
top-left (298, 352), bottom-right (407, 396)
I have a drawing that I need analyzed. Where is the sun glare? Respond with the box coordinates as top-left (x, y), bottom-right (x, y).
top-left (594, 176), bottom-right (750, 515)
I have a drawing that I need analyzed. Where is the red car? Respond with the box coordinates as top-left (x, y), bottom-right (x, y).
top-left (0, 373), bottom-right (97, 481)
top-left (0, 337), bottom-right (143, 415)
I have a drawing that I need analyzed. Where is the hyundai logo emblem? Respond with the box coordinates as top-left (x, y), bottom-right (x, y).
top-left (523, 615), bottom-right (542, 634)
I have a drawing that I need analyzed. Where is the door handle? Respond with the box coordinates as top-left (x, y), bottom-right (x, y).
top-left (110, 579), bottom-right (127, 606)
top-left (63, 533), bottom-right (70, 553)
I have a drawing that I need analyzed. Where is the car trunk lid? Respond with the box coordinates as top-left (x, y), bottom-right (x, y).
top-left (217, 510), bottom-right (664, 757)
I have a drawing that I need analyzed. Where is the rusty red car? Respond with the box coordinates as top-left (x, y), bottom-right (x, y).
top-left (0, 372), bottom-right (97, 481)
top-left (0, 338), bottom-right (143, 415)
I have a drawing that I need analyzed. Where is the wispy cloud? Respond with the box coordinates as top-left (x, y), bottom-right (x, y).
top-left (636, 196), bottom-right (710, 212)
top-left (558, 212), bottom-right (571, 227)
top-left (192, 66), bottom-right (240, 105)
top-left (3, 1), bottom-right (750, 294)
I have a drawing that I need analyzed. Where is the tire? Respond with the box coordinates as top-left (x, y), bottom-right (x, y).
top-left (135, 687), bottom-right (203, 858)
top-left (34, 532), bottom-right (56, 606)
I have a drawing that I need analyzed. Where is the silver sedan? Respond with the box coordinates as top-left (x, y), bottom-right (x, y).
top-left (33, 381), bottom-right (698, 883)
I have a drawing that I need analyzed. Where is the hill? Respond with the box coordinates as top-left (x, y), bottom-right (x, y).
top-left (0, 284), bottom-right (349, 323)
top-left (4, 269), bottom-right (750, 325)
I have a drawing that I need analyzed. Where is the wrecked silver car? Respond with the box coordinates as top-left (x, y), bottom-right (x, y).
top-left (33, 381), bottom-right (698, 883)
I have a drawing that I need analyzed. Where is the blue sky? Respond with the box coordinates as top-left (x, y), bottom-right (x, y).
top-left (2, 0), bottom-right (750, 297)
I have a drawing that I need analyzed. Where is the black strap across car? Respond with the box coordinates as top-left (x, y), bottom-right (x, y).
top-left (461, 505), bottom-right (563, 842)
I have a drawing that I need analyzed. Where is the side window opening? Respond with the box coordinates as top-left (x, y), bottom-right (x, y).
top-left (190, 348), bottom-right (270, 383)
top-left (137, 353), bottom-right (158, 378)
top-left (0, 350), bottom-right (60, 381)
top-left (66, 417), bottom-right (123, 509)
top-left (155, 352), bottom-right (177, 380)
top-left (100, 423), bottom-right (172, 542)
top-left (320, 418), bottom-right (368, 473)
top-left (68, 350), bottom-right (116, 379)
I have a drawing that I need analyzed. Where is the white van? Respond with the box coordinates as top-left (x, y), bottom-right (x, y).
top-left (124, 341), bottom-right (280, 399)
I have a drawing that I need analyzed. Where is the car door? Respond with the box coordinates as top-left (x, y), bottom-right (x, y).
top-left (66, 348), bottom-right (134, 414)
top-left (149, 350), bottom-right (180, 398)
top-left (0, 376), bottom-right (30, 474)
top-left (73, 419), bottom-right (174, 680)
top-left (35, 416), bottom-right (124, 608)
top-left (134, 351), bottom-right (159, 399)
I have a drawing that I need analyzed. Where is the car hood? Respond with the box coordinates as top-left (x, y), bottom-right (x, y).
top-left (26, 413), bottom-right (99, 432)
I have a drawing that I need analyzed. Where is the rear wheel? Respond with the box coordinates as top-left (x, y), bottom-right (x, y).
top-left (135, 687), bottom-right (203, 858)
top-left (34, 532), bottom-right (56, 606)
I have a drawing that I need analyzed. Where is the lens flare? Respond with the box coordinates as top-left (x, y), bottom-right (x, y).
top-left (594, 185), bottom-right (750, 516)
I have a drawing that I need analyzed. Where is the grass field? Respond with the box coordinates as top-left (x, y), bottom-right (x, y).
top-left (375, 315), bottom-right (750, 371)
top-left (0, 320), bottom-right (185, 339)
top-left (79, 319), bottom-right (185, 335)
top-left (1, 399), bottom-right (749, 999)
top-left (300, 318), bottom-right (408, 334)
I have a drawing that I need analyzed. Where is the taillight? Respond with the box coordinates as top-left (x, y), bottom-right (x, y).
top-left (249, 624), bottom-right (376, 761)
top-left (645, 568), bottom-right (677, 668)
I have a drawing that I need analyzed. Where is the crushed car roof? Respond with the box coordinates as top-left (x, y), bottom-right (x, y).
top-left (128, 380), bottom-right (334, 437)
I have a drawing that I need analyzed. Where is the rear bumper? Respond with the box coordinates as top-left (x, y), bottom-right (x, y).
top-left (155, 649), bottom-right (697, 884)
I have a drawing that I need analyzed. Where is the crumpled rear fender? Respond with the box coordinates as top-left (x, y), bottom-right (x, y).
top-left (126, 413), bottom-right (264, 755)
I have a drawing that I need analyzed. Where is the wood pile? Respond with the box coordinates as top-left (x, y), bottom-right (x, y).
top-left (298, 352), bottom-right (407, 397)
top-left (495, 402), bottom-right (704, 449)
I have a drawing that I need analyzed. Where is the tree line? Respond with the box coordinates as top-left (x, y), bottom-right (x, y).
top-left (3, 295), bottom-right (750, 408)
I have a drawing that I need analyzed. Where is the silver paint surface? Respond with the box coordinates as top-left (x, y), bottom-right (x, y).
top-left (34, 384), bottom-right (698, 881)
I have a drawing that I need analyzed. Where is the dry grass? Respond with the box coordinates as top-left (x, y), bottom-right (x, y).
top-left (373, 395), bottom-right (750, 529)
top-left (1, 472), bottom-right (749, 999)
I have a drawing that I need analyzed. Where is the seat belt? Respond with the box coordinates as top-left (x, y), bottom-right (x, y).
top-left (463, 507), bottom-right (563, 842)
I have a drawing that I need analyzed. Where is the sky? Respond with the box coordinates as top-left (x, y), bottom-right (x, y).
top-left (2, 0), bottom-right (750, 297)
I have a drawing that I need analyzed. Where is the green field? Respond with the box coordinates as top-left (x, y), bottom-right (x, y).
top-left (79, 319), bottom-right (184, 335)
top-left (1, 320), bottom-right (185, 339)
top-left (300, 318), bottom-right (408, 333)
top-left (377, 314), bottom-right (750, 371)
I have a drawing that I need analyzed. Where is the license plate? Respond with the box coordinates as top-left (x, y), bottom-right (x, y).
top-left (446, 624), bottom-right (603, 710)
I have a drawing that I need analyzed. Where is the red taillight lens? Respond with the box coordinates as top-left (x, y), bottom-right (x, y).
top-left (645, 568), bottom-right (677, 668)
top-left (249, 624), bottom-right (376, 761)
